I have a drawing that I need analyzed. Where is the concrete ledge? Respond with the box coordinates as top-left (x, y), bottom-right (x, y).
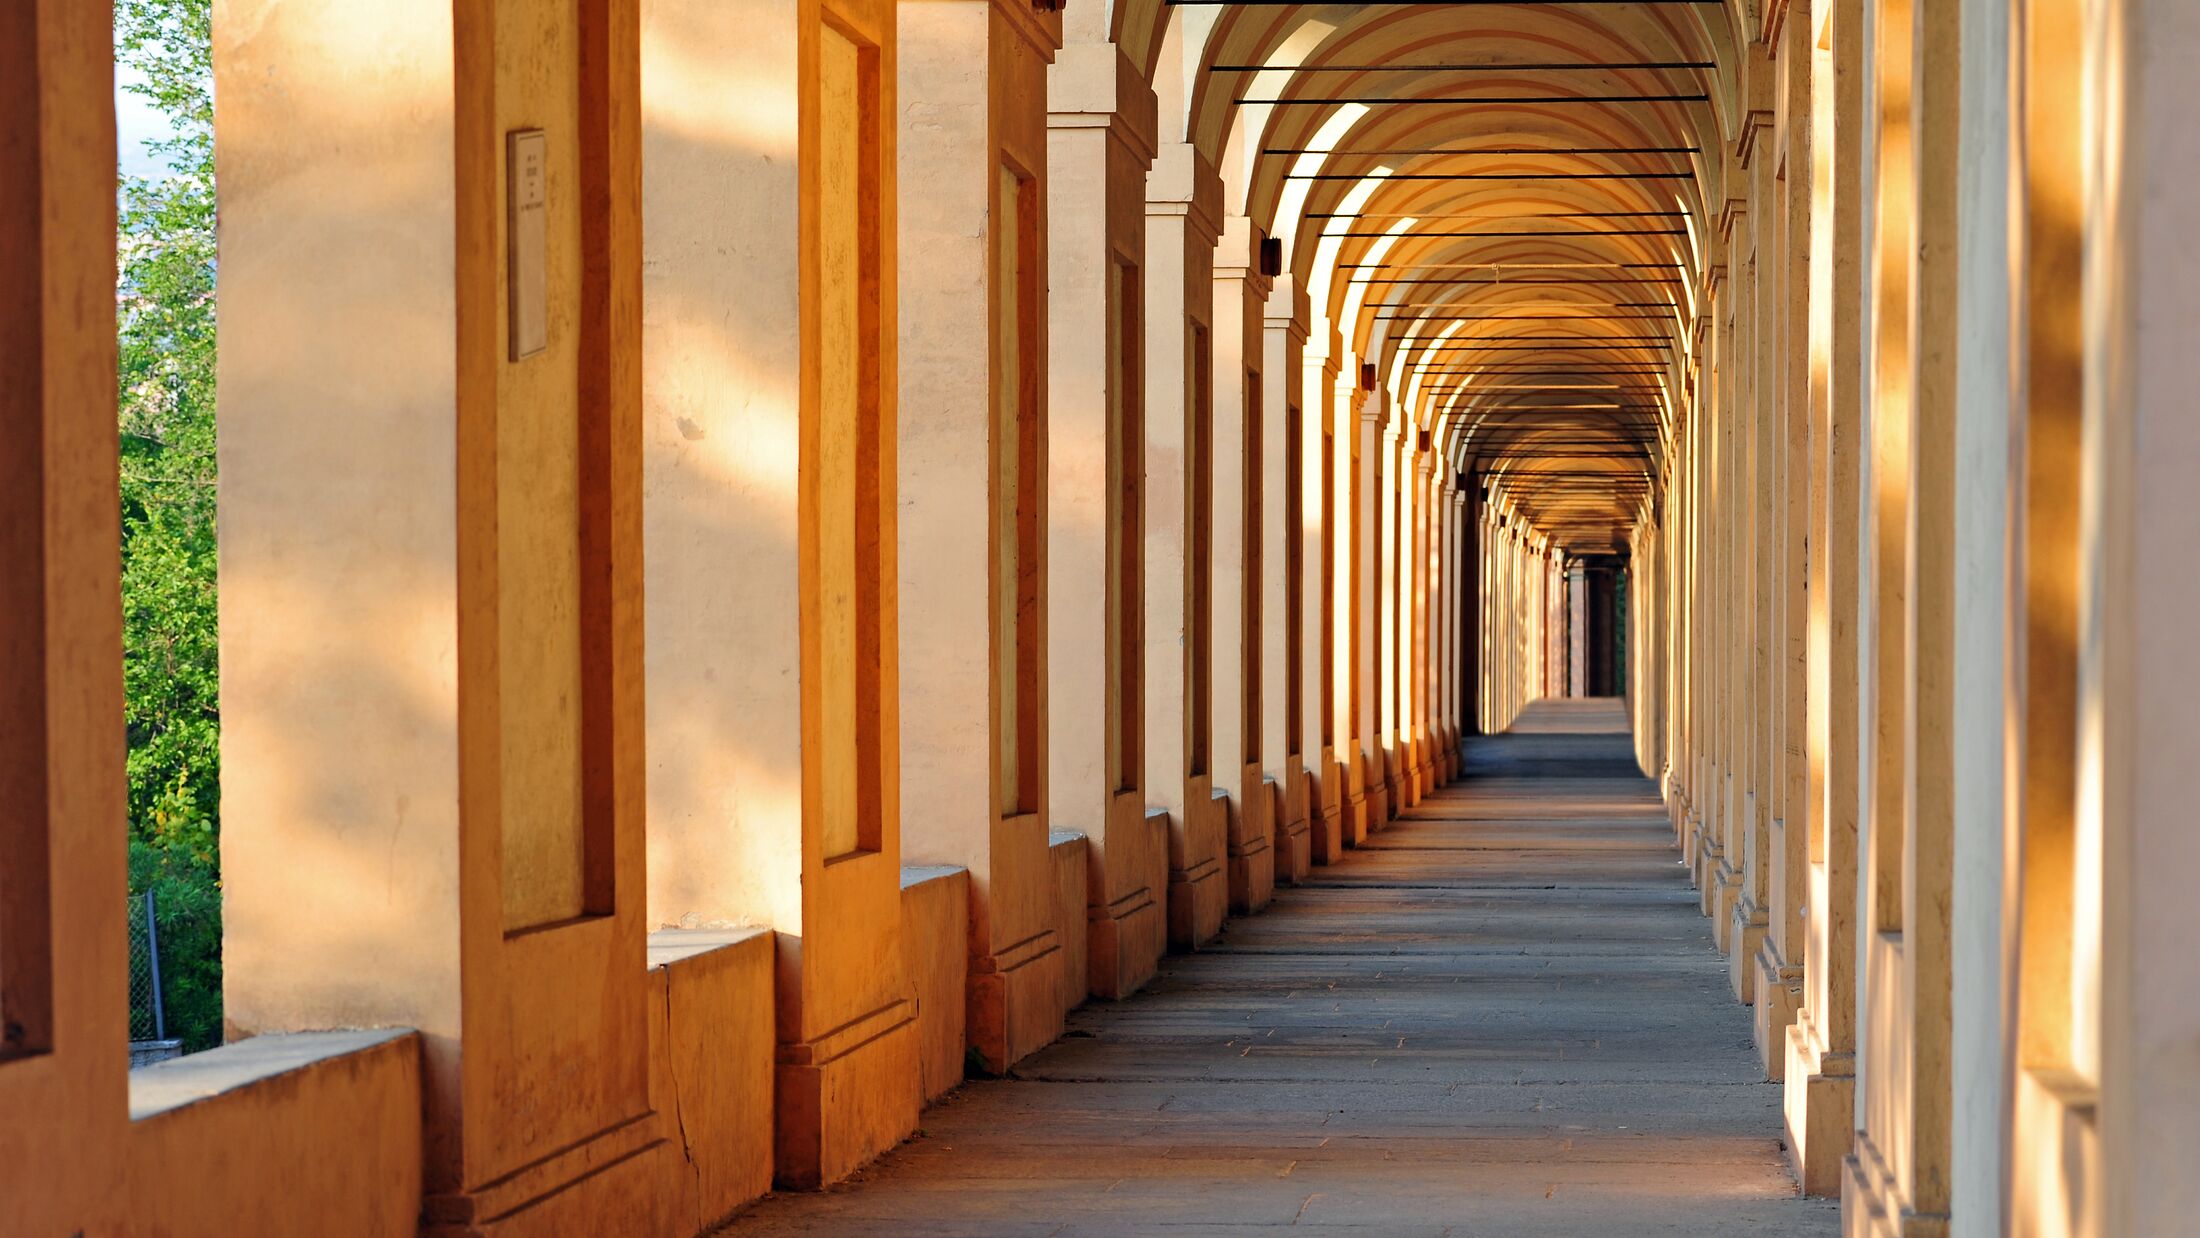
top-left (900, 865), bottom-right (970, 1102)
top-left (647, 927), bottom-right (774, 1231)
top-left (129, 1027), bottom-right (413, 1122)
top-left (128, 1029), bottom-right (420, 1235)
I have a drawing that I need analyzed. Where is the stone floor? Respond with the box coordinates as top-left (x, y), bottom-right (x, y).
top-left (724, 699), bottom-right (1840, 1236)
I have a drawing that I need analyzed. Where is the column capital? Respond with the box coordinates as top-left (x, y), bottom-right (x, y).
top-left (1145, 142), bottom-right (1224, 245)
top-left (1213, 214), bottom-right (1273, 300)
top-left (1263, 272), bottom-right (1312, 342)
top-left (987, 0), bottom-right (1064, 60)
top-left (1046, 42), bottom-right (1157, 169)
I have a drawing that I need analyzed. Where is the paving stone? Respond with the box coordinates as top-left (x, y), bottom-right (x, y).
top-left (722, 700), bottom-right (1840, 1235)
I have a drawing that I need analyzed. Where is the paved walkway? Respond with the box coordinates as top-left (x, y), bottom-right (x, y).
top-left (727, 699), bottom-right (1839, 1235)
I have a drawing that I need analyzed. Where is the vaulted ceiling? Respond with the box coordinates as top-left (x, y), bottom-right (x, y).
top-left (1116, 0), bottom-right (1759, 552)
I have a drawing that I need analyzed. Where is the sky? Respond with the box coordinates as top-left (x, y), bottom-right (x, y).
top-left (117, 64), bottom-right (182, 179)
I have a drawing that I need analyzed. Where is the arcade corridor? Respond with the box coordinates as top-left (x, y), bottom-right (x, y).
top-left (729, 700), bottom-right (1837, 1236)
top-left (9, 0), bottom-right (2200, 1232)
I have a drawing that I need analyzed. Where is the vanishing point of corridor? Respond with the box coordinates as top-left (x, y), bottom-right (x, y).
top-left (731, 701), bottom-right (1837, 1236)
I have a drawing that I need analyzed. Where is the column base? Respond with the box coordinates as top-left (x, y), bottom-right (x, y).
top-left (1377, 744), bottom-right (1401, 826)
top-left (1226, 841), bottom-right (1274, 914)
top-left (1312, 800), bottom-right (1345, 864)
top-left (1084, 800), bottom-right (1168, 1000)
top-left (1274, 764), bottom-right (1312, 884)
top-left (1087, 887), bottom-right (1165, 1000)
top-left (1727, 896), bottom-right (1768, 1004)
top-left (1783, 1014), bottom-right (1855, 1196)
top-left (1751, 941), bottom-right (1803, 1079)
top-left (1708, 861), bottom-right (1740, 952)
top-left (968, 928), bottom-right (1066, 1073)
top-left (423, 1114), bottom-right (671, 1237)
top-left (1841, 1126), bottom-right (1951, 1238)
top-left (773, 999), bottom-right (920, 1189)
top-left (1164, 785), bottom-right (1226, 950)
top-left (1225, 776), bottom-right (1275, 915)
top-left (1167, 857), bottom-right (1224, 949)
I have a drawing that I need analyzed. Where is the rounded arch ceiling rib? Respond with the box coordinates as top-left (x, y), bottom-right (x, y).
top-left (1105, 0), bottom-right (1757, 555)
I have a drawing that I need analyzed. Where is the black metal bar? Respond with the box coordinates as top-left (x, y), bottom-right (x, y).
top-left (1330, 228), bottom-right (1688, 237)
top-left (1236, 93), bottom-right (1711, 105)
top-left (1349, 276), bottom-right (1683, 283)
top-left (1172, 0), bottom-right (1719, 6)
top-left (1314, 211), bottom-right (1689, 221)
top-left (1345, 260), bottom-right (1681, 269)
top-left (1287, 171), bottom-right (1693, 180)
top-left (1220, 61), bottom-right (1714, 73)
top-left (1278, 145), bottom-right (1701, 157)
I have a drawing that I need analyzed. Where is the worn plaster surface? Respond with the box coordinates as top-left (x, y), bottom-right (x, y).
top-left (725, 699), bottom-right (1839, 1235)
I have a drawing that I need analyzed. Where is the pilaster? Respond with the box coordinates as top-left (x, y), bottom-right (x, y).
top-left (0, 8), bottom-right (128, 1230)
top-left (1144, 142), bottom-right (1227, 948)
top-left (897, 0), bottom-right (1067, 1072)
top-left (1044, 40), bottom-right (1166, 999)
top-left (638, 0), bottom-right (917, 1187)
top-left (218, 2), bottom-right (678, 1220)
top-left (1263, 276), bottom-right (1314, 883)
top-left (1211, 214), bottom-right (1275, 914)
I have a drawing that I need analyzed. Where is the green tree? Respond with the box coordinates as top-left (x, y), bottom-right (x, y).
top-left (117, 0), bottom-right (221, 1051)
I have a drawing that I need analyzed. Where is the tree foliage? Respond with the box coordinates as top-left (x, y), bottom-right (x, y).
top-left (117, 0), bottom-right (221, 1050)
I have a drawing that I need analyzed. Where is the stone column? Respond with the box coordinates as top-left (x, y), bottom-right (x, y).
top-left (1408, 446), bottom-right (1425, 804)
top-left (1569, 564), bottom-right (1590, 697)
top-left (1337, 378), bottom-right (1372, 844)
top-left (1731, 116), bottom-right (1777, 1008)
top-left (219, 2), bottom-right (671, 1219)
top-left (1263, 277), bottom-right (1314, 882)
top-left (897, 0), bottom-right (1066, 1072)
top-left (1144, 142), bottom-right (1226, 948)
top-left (1376, 416), bottom-right (1403, 817)
top-left (1784, 0), bottom-right (1861, 1195)
top-left (1460, 477), bottom-right (1482, 742)
top-left (1211, 217), bottom-right (1274, 914)
top-left (639, 0), bottom-right (917, 1186)
top-left (1305, 342), bottom-right (1348, 862)
top-left (1430, 469), bottom-right (1456, 781)
top-left (0, 8), bottom-right (127, 1229)
top-left (1755, 2), bottom-right (1817, 1079)
top-left (1044, 35), bottom-right (1166, 998)
top-left (1357, 391), bottom-right (1391, 830)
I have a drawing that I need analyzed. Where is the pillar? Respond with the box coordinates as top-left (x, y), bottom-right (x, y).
top-left (1376, 414), bottom-right (1404, 817)
top-left (1306, 342), bottom-right (1349, 862)
top-left (1044, 30), bottom-right (1166, 999)
top-left (639, 0), bottom-right (917, 1187)
top-left (1755, 0), bottom-right (1818, 1082)
top-left (1211, 217), bottom-right (1274, 914)
top-left (1730, 112), bottom-right (1777, 1005)
top-left (0, 6), bottom-right (126, 1229)
top-left (1263, 276), bottom-right (1314, 882)
top-left (1145, 141), bottom-right (1227, 949)
top-left (1568, 564), bottom-right (1590, 696)
top-left (218, 2), bottom-right (672, 1222)
top-left (1337, 376), bottom-right (1372, 844)
top-left (1782, 5), bottom-right (1863, 1183)
top-left (1357, 391), bottom-right (1391, 828)
top-left (897, 0), bottom-right (1066, 1072)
